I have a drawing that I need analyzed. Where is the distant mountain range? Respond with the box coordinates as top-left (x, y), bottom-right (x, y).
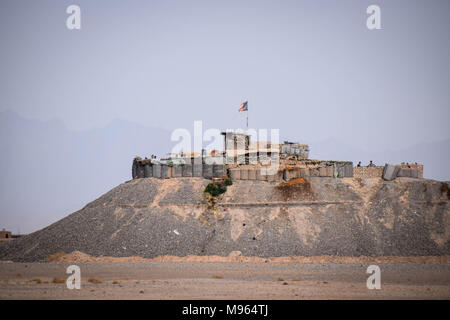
top-left (0, 111), bottom-right (170, 234)
top-left (0, 110), bottom-right (448, 233)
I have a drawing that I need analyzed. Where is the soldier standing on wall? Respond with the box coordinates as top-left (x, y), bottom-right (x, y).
top-left (357, 161), bottom-right (361, 167)
top-left (368, 160), bottom-right (375, 167)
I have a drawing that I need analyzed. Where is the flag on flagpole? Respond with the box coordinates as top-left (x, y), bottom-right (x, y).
top-left (238, 101), bottom-right (248, 112)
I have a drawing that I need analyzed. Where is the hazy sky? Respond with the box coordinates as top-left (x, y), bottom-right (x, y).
top-left (1, 0), bottom-right (449, 152)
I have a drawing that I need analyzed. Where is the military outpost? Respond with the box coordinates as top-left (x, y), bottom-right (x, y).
top-left (132, 131), bottom-right (423, 182)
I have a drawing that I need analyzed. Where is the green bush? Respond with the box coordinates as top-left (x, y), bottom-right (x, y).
top-left (204, 182), bottom-right (227, 197)
top-left (224, 178), bottom-right (233, 186)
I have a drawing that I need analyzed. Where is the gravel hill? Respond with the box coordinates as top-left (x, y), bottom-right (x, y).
top-left (0, 177), bottom-right (449, 262)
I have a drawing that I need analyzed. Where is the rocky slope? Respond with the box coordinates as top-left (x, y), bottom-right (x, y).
top-left (0, 177), bottom-right (449, 262)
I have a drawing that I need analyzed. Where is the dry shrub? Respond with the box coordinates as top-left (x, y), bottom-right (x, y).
top-left (441, 183), bottom-right (449, 199)
top-left (45, 252), bottom-right (67, 263)
top-left (112, 280), bottom-right (119, 284)
top-left (212, 274), bottom-right (223, 279)
top-left (52, 277), bottom-right (65, 284)
top-left (88, 278), bottom-right (103, 284)
top-left (282, 177), bottom-right (307, 186)
top-left (32, 278), bottom-right (42, 284)
top-left (277, 277), bottom-right (284, 281)
top-left (291, 277), bottom-right (301, 281)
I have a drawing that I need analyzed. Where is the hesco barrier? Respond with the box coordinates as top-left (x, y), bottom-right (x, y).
top-left (203, 164), bottom-right (213, 179)
top-left (131, 158), bottom-right (358, 181)
top-left (268, 171), bottom-right (283, 182)
top-left (382, 164), bottom-right (399, 181)
top-left (327, 166), bottom-right (334, 177)
top-left (337, 166), bottom-right (345, 178)
top-left (182, 164), bottom-right (193, 177)
top-left (309, 168), bottom-right (319, 177)
top-left (319, 167), bottom-right (327, 177)
top-left (256, 169), bottom-right (267, 181)
top-left (144, 164), bottom-right (152, 178)
top-left (248, 169), bottom-right (256, 180)
top-left (300, 168), bottom-right (309, 177)
top-left (213, 164), bottom-right (225, 178)
top-left (161, 165), bottom-right (171, 179)
top-left (193, 163), bottom-right (203, 177)
top-left (136, 164), bottom-right (145, 178)
top-left (229, 168), bottom-right (240, 180)
top-left (354, 166), bottom-right (384, 178)
top-left (152, 164), bottom-right (161, 178)
top-left (284, 169), bottom-right (299, 180)
top-left (132, 159), bottom-right (138, 179)
top-left (398, 168), bottom-right (419, 178)
top-left (172, 165), bottom-right (182, 178)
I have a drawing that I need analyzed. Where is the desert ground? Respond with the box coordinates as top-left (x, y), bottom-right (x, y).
top-left (1, 258), bottom-right (449, 299)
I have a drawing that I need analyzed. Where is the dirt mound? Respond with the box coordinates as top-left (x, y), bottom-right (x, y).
top-left (47, 251), bottom-right (450, 264)
top-left (47, 251), bottom-right (149, 263)
top-left (0, 177), bottom-right (448, 262)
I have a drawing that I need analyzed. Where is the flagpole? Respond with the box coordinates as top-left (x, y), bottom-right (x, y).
top-left (246, 109), bottom-right (248, 131)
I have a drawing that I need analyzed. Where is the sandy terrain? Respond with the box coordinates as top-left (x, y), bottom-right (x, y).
top-left (1, 258), bottom-right (449, 299)
top-left (44, 251), bottom-right (450, 264)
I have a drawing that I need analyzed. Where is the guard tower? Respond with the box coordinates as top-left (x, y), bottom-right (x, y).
top-left (221, 131), bottom-right (250, 164)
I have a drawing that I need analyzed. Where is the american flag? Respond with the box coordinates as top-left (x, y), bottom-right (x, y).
top-left (238, 101), bottom-right (248, 112)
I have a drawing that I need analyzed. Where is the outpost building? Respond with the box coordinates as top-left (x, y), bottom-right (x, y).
top-left (132, 131), bottom-right (423, 182)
